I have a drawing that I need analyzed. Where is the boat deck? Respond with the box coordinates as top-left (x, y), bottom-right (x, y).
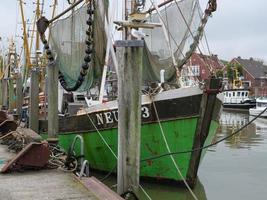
top-left (0, 144), bottom-right (123, 200)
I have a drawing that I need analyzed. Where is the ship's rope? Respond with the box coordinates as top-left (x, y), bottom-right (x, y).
top-left (141, 99), bottom-right (267, 162)
top-left (48, 143), bottom-right (79, 172)
top-left (83, 106), bottom-right (118, 159)
top-left (82, 106), bottom-right (153, 200)
top-left (151, 99), bottom-right (199, 200)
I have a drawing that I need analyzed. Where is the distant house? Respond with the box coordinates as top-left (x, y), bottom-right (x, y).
top-left (182, 52), bottom-right (224, 85)
top-left (230, 57), bottom-right (267, 96)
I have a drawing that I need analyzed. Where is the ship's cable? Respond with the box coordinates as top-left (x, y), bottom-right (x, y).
top-left (82, 106), bottom-right (117, 159)
top-left (83, 107), bottom-right (153, 200)
top-left (141, 103), bottom-right (267, 162)
top-left (151, 99), bottom-right (199, 200)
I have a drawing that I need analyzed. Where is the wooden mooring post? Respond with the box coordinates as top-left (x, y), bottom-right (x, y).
top-left (2, 79), bottom-right (8, 110)
top-left (116, 40), bottom-right (144, 196)
top-left (8, 78), bottom-right (16, 113)
top-left (47, 61), bottom-right (58, 141)
top-left (16, 74), bottom-right (23, 119)
top-left (0, 79), bottom-right (3, 108)
top-left (29, 68), bottom-right (40, 132)
top-left (186, 78), bottom-right (221, 186)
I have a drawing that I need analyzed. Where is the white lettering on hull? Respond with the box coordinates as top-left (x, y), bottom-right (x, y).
top-left (95, 106), bottom-right (150, 126)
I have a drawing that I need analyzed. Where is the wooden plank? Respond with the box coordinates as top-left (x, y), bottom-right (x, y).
top-left (0, 144), bottom-right (100, 200)
top-left (76, 176), bottom-right (124, 200)
top-left (114, 20), bottom-right (162, 29)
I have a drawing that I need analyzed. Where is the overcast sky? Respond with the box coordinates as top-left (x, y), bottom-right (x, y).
top-left (0, 0), bottom-right (266, 62)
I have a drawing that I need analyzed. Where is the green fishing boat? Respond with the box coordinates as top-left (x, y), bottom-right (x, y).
top-left (38, 0), bottom-right (221, 187)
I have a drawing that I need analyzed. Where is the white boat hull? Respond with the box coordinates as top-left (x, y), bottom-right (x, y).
top-left (249, 107), bottom-right (267, 117)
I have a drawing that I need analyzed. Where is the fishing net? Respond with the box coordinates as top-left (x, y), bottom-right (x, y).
top-left (50, 0), bottom-right (207, 90)
top-left (50, 0), bottom-right (108, 92)
top-left (142, 0), bottom-right (202, 83)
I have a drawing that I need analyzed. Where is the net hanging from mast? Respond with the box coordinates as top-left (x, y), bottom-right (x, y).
top-left (49, 0), bottom-right (215, 90)
top-left (49, 0), bottom-right (108, 92)
top-left (142, 0), bottom-right (203, 84)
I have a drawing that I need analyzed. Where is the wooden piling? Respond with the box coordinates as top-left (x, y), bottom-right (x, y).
top-left (116, 40), bottom-right (144, 196)
top-left (186, 78), bottom-right (221, 187)
top-left (47, 62), bottom-right (58, 140)
top-left (2, 79), bottom-right (8, 109)
top-left (16, 74), bottom-right (23, 119)
top-left (8, 78), bottom-right (16, 112)
top-left (0, 80), bottom-right (3, 108)
top-left (29, 68), bottom-right (39, 133)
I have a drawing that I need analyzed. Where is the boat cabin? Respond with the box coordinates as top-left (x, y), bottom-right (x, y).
top-left (223, 89), bottom-right (249, 104)
top-left (256, 97), bottom-right (267, 108)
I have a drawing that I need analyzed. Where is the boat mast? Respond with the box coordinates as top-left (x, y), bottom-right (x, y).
top-left (35, 0), bottom-right (41, 58)
top-left (19, 0), bottom-right (32, 84)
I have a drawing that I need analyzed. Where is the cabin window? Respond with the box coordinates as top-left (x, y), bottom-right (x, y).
top-left (226, 92), bottom-right (228, 97)
top-left (245, 92), bottom-right (248, 96)
top-left (233, 92), bottom-right (235, 97)
top-left (76, 95), bottom-right (85, 101)
top-left (237, 92), bottom-right (240, 97)
top-left (229, 93), bottom-right (231, 97)
top-left (241, 92), bottom-right (244, 97)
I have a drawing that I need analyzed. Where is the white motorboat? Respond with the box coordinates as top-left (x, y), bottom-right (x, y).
top-left (249, 97), bottom-right (267, 117)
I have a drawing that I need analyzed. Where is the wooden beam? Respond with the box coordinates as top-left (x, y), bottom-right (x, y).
top-left (116, 40), bottom-right (144, 196)
top-left (29, 69), bottom-right (39, 132)
top-left (0, 80), bottom-right (3, 108)
top-left (114, 21), bottom-right (162, 29)
top-left (47, 62), bottom-right (58, 140)
top-left (8, 78), bottom-right (16, 112)
top-left (2, 79), bottom-right (8, 110)
top-left (186, 78), bottom-right (221, 187)
top-left (16, 75), bottom-right (23, 119)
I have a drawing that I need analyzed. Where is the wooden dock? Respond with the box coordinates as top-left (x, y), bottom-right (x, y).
top-left (0, 144), bottom-right (123, 200)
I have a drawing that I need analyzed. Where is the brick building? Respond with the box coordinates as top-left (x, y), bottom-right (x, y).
top-left (182, 52), bottom-right (224, 85)
top-left (230, 57), bottom-right (267, 96)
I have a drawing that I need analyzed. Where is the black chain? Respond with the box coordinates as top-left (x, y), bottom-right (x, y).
top-left (41, 1), bottom-right (95, 92)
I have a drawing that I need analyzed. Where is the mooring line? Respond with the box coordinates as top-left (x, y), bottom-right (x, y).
top-left (141, 104), bottom-right (267, 162)
top-left (83, 107), bottom-right (117, 159)
top-left (152, 100), bottom-right (199, 200)
top-left (83, 106), bottom-right (153, 200)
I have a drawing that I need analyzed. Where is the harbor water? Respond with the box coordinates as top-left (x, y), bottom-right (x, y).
top-left (100, 110), bottom-right (267, 199)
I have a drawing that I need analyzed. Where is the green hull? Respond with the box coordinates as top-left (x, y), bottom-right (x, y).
top-left (44, 116), bottom-right (218, 183)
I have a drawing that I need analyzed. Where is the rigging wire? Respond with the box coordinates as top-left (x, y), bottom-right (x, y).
top-left (174, 0), bottom-right (214, 74)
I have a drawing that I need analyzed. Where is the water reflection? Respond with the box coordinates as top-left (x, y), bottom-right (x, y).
top-left (217, 111), bottom-right (267, 149)
top-left (199, 111), bottom-right (267, 200)
top-left (99, 173), bottom-right (207, 200)
top-left (140, 179), bottom-right (207, 200)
